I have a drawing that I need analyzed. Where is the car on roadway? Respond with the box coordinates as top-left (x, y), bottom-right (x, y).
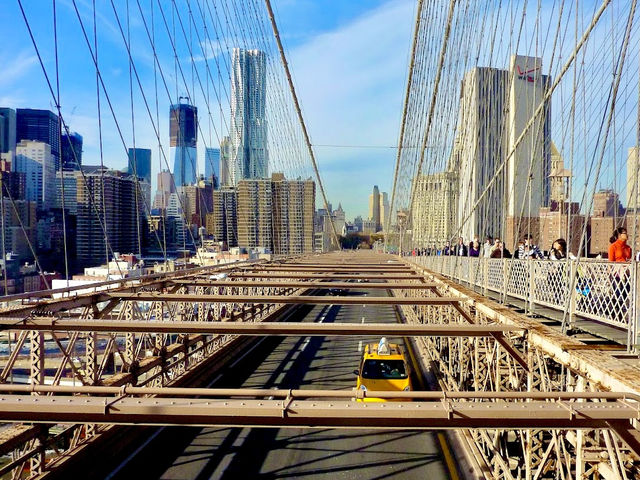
top-left (354, 337), bottom-right (412, 402)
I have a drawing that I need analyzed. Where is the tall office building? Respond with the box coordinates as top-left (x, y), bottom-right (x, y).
top-left (127, 148), bottom-right (151, 184)
top-left (220, 136), bottom-right (231, 186)
top-left (451, 55), bottom-right (551, 240)
top-left (237, 178), bottom-right (272, 249)
top-left (0, 199), bottom-right (36, 260)
top-left (205, 147), bottom-right (220, 187)
top-left (15, 140), bottom-right (56, 210)
top-left (0, 108), bottom-right (16, 168)
top-left (368, 187), bottom-right (389, 232)
top-left (505, 55), bottom-right (551, 217)
top-left (412, 172), bottom-right (458, 247)
top-left (272, 173), bottom-right (315, 254)
top-left (549, 142), bottom-right (571, 205)
top-left (55, 170), bottom-right (80, 215)
top-left (127, 148), bottom-right (152, 211)
top-left (179, 180), bottom-right (213, 227)
top-left (153, 170), bottom-right (175, 211)
top-left (61, 132), bottom-right (83, 170)
top-left (236, 175), bottom-right (315, 254)
top-left (369, 185), bottom-right (381, 231)
top-left (333, 204), bottom-right (346, 236)
top-left (230, 48), bottom-right (267, 185)
top-left (380, 192), bottom-right (390, 231)
top-left (206, 187), bottom-right (237, 247)
top-left (170, 102), bottom-right (198, 186)
top-left (75, 168), bottom-right (139, 265)
top-left (16, 109), bottom-right (61, 171)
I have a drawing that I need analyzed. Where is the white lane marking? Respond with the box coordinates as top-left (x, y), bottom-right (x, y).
top-left (300, 337), bottom-right (311, 352)
top-left (361, 316), bottom-right (365, 323)
top-left (358, 340), bottom-right (362, 352)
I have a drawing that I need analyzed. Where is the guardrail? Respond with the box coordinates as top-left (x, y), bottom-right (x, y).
top-left (408, 255), bottom-right (639, 349)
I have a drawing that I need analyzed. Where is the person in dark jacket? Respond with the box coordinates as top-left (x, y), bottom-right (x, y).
top-left (455, 237), bottom-right (468, 256)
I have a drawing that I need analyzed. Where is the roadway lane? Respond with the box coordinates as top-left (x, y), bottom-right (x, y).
top-left (109, 288), bottom-right (452, 480)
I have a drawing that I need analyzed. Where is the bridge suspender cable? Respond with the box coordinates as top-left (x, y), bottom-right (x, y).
top-left (405, 0), bottom-right (457, 239)
top-left (449, 0), bottom-right (612, 241)
top-left (386, 0), bottom-right (425, 250)
top-left (263, 0), bottom-right (341, 251)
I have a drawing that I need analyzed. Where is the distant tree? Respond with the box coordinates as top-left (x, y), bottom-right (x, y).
top-left (340, 233), bottom-right (366, 249)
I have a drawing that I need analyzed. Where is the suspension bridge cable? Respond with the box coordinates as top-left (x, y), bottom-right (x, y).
top-left (263, 0), bottom-right (341, 249)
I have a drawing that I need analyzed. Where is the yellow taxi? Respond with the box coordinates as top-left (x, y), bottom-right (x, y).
top-left (354, 337), bottom-right (412, 402)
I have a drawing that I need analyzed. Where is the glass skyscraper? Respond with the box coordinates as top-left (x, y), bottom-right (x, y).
top-left (205, 147), bottom-right (220, 187)
top-left (170, 102), bottom-right (198, 186)
top-left (127, 148), bottom-right (151, 184)
top-left (16, 108), bottom-right (61, 171)
top-left (230, 48), bottom-right (267, 185)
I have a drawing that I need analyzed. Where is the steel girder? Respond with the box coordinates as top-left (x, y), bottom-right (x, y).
top-left (399, 257), bottom-right (640, 480)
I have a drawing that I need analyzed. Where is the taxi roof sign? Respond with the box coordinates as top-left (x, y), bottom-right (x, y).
top-left (377, 337), bottom-right (390, 355)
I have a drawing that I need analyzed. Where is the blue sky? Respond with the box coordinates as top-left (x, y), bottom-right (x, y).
top-left (0, 0), bottom-right (415, 220)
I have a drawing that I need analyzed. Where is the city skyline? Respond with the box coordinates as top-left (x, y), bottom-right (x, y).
top-left (0, 1), bottom-right (411, 220)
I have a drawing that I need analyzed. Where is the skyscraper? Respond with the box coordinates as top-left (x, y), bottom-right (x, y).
top-left (451, 55), bottom-right (551, 240)
top-left (0, 108), bottom-right (16, 168)
top-left (170, 102), bottom-right (198, 186)
top-left (15, 140), bottom-right (56, 210)
top-left (220, 136), bottom-right (231, 186)
top-left (152, 170), bottom-right (175, 211)
top-left (369, 185), bottom-right (381, 232)
top-left (205, 147), bottom-right (220, 187)
top-left (76, 168), bottom-right (139, 265)
top-left (127, 148), bottom-right (152, 184)
top-left (207, 187), bottom-right (237, 247)
top-left (61, 132), bottom-right (83, 170)
top-left (237, 178), bottom-right (272, 249)
top-left (230, 48), bottom-right (267, 185)
top-left (16, 109), bottom-right (61, 171)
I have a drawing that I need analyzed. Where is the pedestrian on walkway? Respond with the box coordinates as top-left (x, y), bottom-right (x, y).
top-left (483, 237), bottom-right (493, 258)
top-left (549, 238), bottom-right (575, 260)
top-left (608, 227), bottom-right (631, 262)
top-left (519, 234), bottom-right (544, 259)
top-left (469, 240), bottom-right (481, 257)
top-left (608, 227), bottom-right (632, 321)
top-left (455, 237), bottom-right (468, 256)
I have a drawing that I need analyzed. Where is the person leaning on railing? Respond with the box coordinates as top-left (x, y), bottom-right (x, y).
top-left (608, 227), bottom-right (631, 321)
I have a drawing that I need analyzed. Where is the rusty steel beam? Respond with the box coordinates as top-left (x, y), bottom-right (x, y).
top-left (108, 293), bottom-right (459, 305)
top-left (0, 396), bottom-right (636, 429)
top-left (238, 266), bottom-right (414, 272)
top-left (170, 280), bottom-right (434, 289)
top-left (229, 273), bottom-right (420, 279)
top-left (0, 319), bottom-right (523, 336)
top-left (0, 385), bottom-right (636, 402)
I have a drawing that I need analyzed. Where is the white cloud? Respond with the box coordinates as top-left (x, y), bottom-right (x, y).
top-left (287, 0), bottom-right (414, 218)
top-left (0, 51), bottom-right (38, 88)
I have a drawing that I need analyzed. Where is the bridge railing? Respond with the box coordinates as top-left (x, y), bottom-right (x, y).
top-left (410, 255), bottom-right (638, 349)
